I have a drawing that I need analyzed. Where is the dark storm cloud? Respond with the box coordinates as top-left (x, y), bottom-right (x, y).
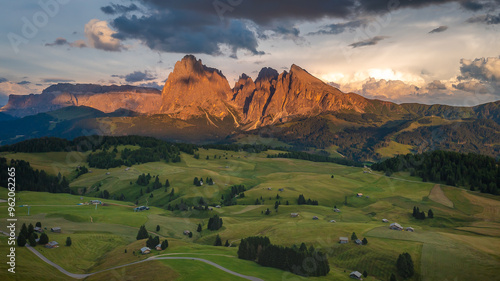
top-left (466, 13), bottom-right (500, 24)
top-left (427, 80), bottom-right (447, 89)
top-left (101, 3), bottom-right (140, 15)
top-left (112, 70), bottom-right (156, 83)
top-left (458, 57), bottom-right (500, 82)
top-left (309, 20), bottom-right (367, 35)
top-left (45, 37), bottom-right (69, 46)
top-left (103, 0), bottom-right (499, 56)
top-left (17, 81), bottom-right (30, 85)
top-left (460, 0), bottom-right (485, 10)
top-left (0, 77), bottom-right (8, 83)
top-left (349, 36), bottom-right (388, 48)
top-left (429, 26), bottom-right (448, 33)
top-left (111, 12), bottom-right (263, 57)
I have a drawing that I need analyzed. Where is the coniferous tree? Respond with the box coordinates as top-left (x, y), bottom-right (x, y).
top-left (362, 237), bottom-right (368, 245)
top-left (351, 232), bottom-right (358, 241)
top-left (156, 225), bottom-right (160, 232)
top-left (161, 239), bottom-right (169, 250)
top-left (428, 209), bottom-right (434, 218)
top-left (197, 223), bottom-right (202, 232)
top-left (17, 234), bottom-right (26, 247)
top-left (225, 240), bottom-right (230, 247)
top-left (214, 234), bottom-right (222, 246)
top-left (66, 237), bottom-right (72, 246)
top-left (390, 273), bottom-right (397, 281)
top-left (28, 223), bottom-right (34, 236)
top-left (36, 222), bottom-right (42, 228)
top-left (28, 233), bottom-right (37, 247)
top-left (20, 223), bottom-right (28, 239)
top-left (165, 179), bottom-right (170, 187)
top-left (38, 233), bottom-right (49, 245)
top-left (136, 225), bottom-right (149, 240)
top-left (397, 252), bottom-right (414, 279)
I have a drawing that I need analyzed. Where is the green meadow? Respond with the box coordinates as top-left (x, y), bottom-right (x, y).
top-left (0, 147), bottom-right (499, 280)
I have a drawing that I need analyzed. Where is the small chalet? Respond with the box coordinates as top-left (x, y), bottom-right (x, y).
top-left (290, 213), bottom-right (299, 217)
top-left (339, 237), bottom-right (349, 244)
top-left (183, 230), bottom-right (191, 235)
top-left (106, 172), bottom-right (110, 175)
top-left (406, 227), bottom-right (415, 232)
top-left (356, 193), bottom-right (363, 197)
top-left (51, 227), bottom-right (61, 233)
top-left (278, 188), bottom-right (284, 192)
top-left (34, 227), bottom-right (43, 233)
top-left (350, 271), bottom-right (363, 280)
top-left (330, 220), bottom-right (336, 223)
top-left (90, 200), bottom-right (102, 205)
top-left (267, 187), bottom-right (272, 190)
top-left (125, 167), bottom-right (130, 171)
top-left (355, 239), bottom-right (363, 245)
top-left (382, 219), bottom-right (389, 223)
top-left (390, 223), bottom-right (403, 231)
top-left (334, 208), bottom-right (341, 212)
top-left (156, 244), bottom-right (162, 251)
top-left (45, 241), bottom-right (59, 248)
top-left (312, 216), bottom-right (319, 220)
top-left (141, 247), bottom-right (151, 254)
top-left (215, 205), bottom-right (221, 208)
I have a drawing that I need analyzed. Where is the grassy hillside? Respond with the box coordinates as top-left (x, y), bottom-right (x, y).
top-left (0, 148), bottom-right (499, 280)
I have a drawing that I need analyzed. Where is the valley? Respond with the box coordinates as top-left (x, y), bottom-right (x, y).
top-left (1, 145), bottom-right (499, 280)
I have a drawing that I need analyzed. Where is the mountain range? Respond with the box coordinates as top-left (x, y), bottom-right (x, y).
top-left (1, 55), bottom-right (499, 160)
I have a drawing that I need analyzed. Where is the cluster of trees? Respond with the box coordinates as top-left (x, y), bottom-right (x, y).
top-left (193, 177), bottom-right (214, 186)
top-left (372, 151), bottom-right (499, 195)
top-left (136, 225), bottom-right (149, 240)
top-left (238, 236), bottom-right (330, 277)
top-left (136, 173), bottom-right (152, 186)
top-left (75, 166), bottom-right (88, 178)
top-left (207, 214), bottom-right (223, 231)
top-left (297, 194), bottom-right (318, 205)
top-left (87, 151), bottom-right (123, 169)
top-left (412, 207), bottom-right (433, 220)
top-left (396, 252), bottom-right (414, 279)
top-left (201, 143), bottom-right (270, 153)
top-left (267, 151), bottom-right (363, 167)
top-left (17, 222), bottom-right (48, 247)
top-left (221, 185), bottom-right (246, 206)
top-left (351, 232), bottom-right (368, 245)
top-left (0, 158), bottom-right (70, 194)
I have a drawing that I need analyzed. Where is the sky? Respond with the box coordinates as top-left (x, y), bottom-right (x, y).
top-left (0, 0), bottom-right (499, 106)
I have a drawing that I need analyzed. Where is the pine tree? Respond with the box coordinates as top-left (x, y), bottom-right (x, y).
top-left (197, 223), bottom-right (202, 232)
top-left (156, 225), bottom-right (160, 232)
top-left (17, 233), bottom-right (26, 247)
top-left (165, 179), bottom-right (170, 187)
top-left (428, 209), bottom-right (434, 218)
top-left (161, 239), bottom-right (169, 250)
top-left (214, 234), bottom-right (222, 246)
top-left (38, 233), bottom-right (49, 245)
top-left (363, 270), bottom-right (368, 278)
top-left (194, 177), bottom-right (199, 186)
top-left (390, 273), bottom-right (397, 281)
top-left (28, 223), bottom-right (34, 236)
top-left (20, 223), bottom-right (28, 239)
top-left (397, 252), bottom-right (414, 278)
top-left (36, 222), bottom-right (42, 228)
top-left (362, 237), bottom-right (368, 245)
top-left (351, 232), bottom-right (358, 241)
top-left (412, 206), bottom-right (417, 218)
top-left (66, 237), bottom-right (72, 246)
top-left (28, 233), bottom-right (37, 247)
top-left (225, 240), bottom-right (230, 247)
top-left (136, 225), bottom-right (149, 240)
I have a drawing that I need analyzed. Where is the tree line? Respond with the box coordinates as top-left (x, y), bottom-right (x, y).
top-left (237, 236), bottom-right (330, 277)
top-left (267, 151), bottom-right (363, 167)
top-left (372, 150), bottom-right (499, 195)
top-left (0, 158), bottom-right (69, 194)
top-left (297, 194), bottom-right (318, 205)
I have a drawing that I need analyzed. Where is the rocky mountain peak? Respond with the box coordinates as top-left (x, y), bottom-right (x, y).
top-left (255, 67), bottom-right (279, 83)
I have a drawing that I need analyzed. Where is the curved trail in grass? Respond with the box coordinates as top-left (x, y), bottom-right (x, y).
top-left (5, 234), bottom-right (262, 281)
